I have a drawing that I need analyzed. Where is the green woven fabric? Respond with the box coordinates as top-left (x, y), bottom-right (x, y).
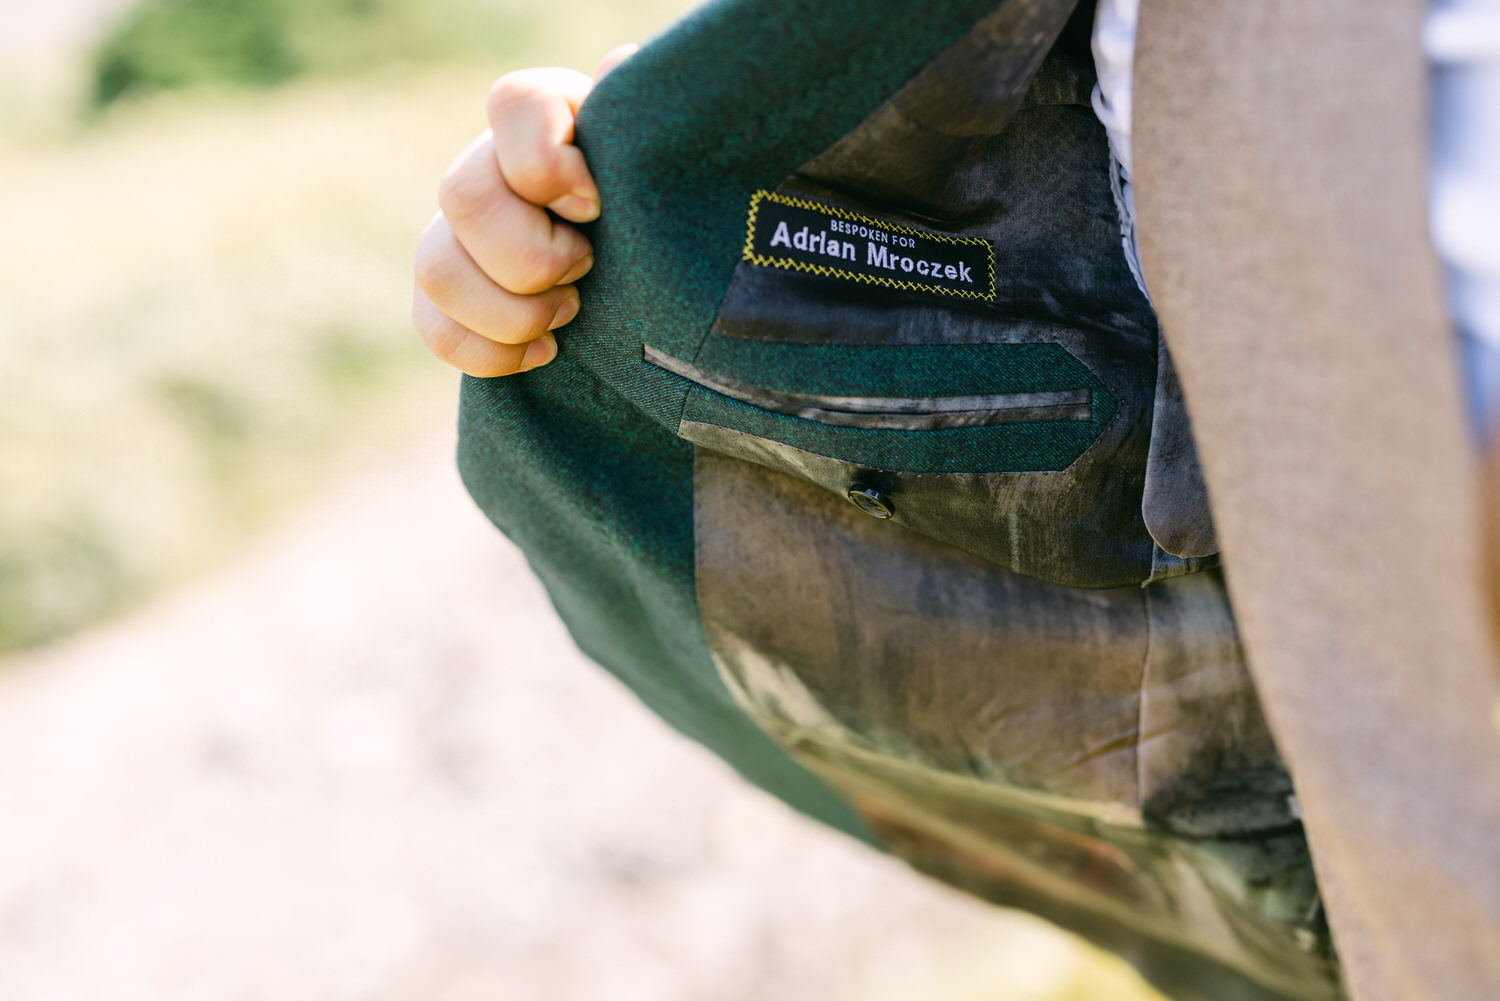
top-left (554, 0), bottom-right (1012, 428)
top-left (688, 340), bottom-right (1097, 397)
top-left (458, 0), bottom-right (1007, 842)
top-left (677, 340), bottom-right (1116, 473)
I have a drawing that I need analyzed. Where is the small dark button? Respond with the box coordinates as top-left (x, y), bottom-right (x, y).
top-left (846, 483), bottom-right (894, 519)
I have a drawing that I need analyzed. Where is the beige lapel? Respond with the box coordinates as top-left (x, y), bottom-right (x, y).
top-left (1133, 2), bottom-right (1500, 999)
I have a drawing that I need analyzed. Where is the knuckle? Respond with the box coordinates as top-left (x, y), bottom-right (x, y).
top-left (487, 71), bottom-right (526, 106)
top-left (412, 240), bottom-right (458, 301)
top-left (504, 241), bottom-right (571, 296)
top-left (456, 340), bottom-right (523, 378)
top-left (487, 69), bottom-right (553, 118)
top-left (414, 315), bottom-right (463, 362)
top-left (504, 150), bottom-right (564, 201)
top-left (486, 81), bottom-right (539, 131)
top-left (495, 304), bottom-right (552, 345)
top-left (490, 314), bottom-right (545, 346)
top-left (436, 167), bottom-right (482, 219)
top-left (471, 357), bottom-right (523, 379)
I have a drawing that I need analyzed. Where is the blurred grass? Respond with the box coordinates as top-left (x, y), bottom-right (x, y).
top-left (0, 0), bottom-right (699, 654)
top-left (87, 0), bottom-right (544, 108)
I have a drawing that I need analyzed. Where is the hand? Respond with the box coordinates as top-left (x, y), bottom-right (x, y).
top-left (412, 45), bottom-right (637, 377)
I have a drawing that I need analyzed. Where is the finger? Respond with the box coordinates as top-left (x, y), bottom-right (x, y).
top-left (488, 68), bottom-right (600, 222)
top-left (595, 43), bottom-right (639, 81)
top-left (412, 288), bottom-right (558, 377)
top-left (436, 136), bottom-right (594, 296)
top-left (414, 211), bottom-right (582, 343)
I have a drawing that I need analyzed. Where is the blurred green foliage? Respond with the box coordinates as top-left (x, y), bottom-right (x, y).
top-left (89, 0), bottom-right (537, 107)
top-left (0, 72), bottom-right (468, 652)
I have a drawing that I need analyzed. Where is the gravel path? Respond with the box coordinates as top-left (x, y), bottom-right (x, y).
top-left (0, 428), bottom-right (1088, 1001)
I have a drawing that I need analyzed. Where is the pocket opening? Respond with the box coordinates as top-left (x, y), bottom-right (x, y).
top-left (644, 345), bottom-right (1092, 432)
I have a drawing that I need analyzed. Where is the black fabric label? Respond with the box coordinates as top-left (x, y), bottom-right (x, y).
top-left (742, 190), bottom-right (994, 300)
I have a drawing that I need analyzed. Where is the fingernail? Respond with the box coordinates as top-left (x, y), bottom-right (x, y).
top-left (547, 193), bottom-right (600, 222)
top-left (548, 294), bottom-right (580, 330)
top-left (520, 334), bottom-right (557, 371)
top-left (559, 252), bottom-right (594, 286)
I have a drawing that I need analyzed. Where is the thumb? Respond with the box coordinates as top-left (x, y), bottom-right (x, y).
top-left (595, 43), bottom-right (639, 81)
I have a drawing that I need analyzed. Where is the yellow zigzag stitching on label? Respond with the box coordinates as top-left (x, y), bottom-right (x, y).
top-left (741, 189), bottom-right (996, 301)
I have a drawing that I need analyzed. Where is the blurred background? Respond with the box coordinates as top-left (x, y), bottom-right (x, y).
top-left (0, 1), bottom-right (1167, 997)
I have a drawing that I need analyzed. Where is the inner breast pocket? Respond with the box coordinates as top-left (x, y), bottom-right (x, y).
top-left (643, 181), bottom-right (1172, 589)
top-left (650, 329), bottom-right (1159, 589)
top-left (649, 339), bottom-right (1110, 471)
